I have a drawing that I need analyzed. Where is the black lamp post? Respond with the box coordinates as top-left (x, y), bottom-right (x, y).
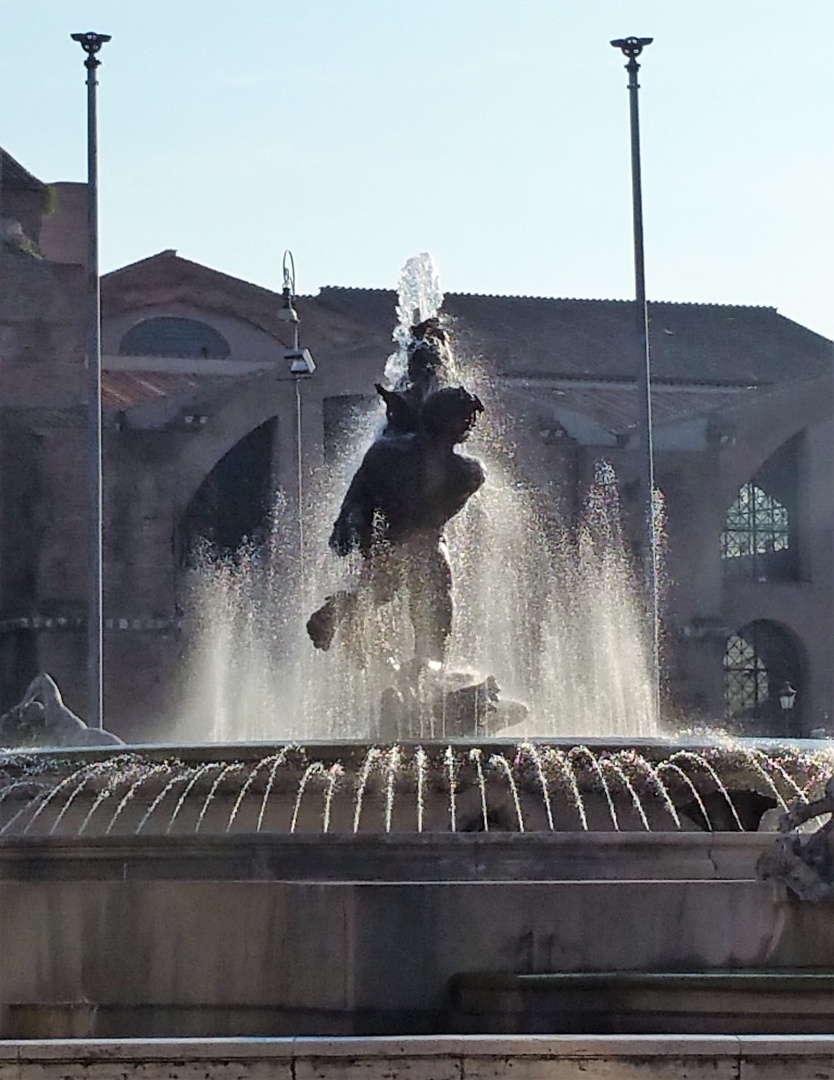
top-left (610, 34), bottom-right (660, 716)
top-left (71, 31), bottom-right (110, 729)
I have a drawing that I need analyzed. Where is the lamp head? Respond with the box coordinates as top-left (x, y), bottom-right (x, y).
top-left (277, 248), bottom-right (300, 324)
top-left (610, 36), bottom-right (653, 59)
top-left (71, 31), bottom-right (111, 57)
top-left (779, 682), bottom-right (797, 711)
top-left (277, 286), bottom-right (300, 324)
top-left (286, 348), bottom-right (316, 377)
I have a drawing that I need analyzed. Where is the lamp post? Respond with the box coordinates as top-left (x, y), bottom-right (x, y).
top-left (277, 251), bottom-right (316, 603)
top-left (71, 31), bottom-right (110, 729)
top-left (610, 34), bottom-right (660, 717)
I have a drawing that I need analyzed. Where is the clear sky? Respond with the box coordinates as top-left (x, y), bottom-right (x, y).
top-left (1, 1), bottom-right (832, 339)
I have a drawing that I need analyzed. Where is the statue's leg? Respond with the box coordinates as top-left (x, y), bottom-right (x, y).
top-left (307, 546), bottom-right (401, 653)
top-left (407, 538), bottom-right (453, 665)
top-left (365, 542), bottom-right (400, 607)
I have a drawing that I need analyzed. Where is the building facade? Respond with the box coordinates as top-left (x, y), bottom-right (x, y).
top-left (1, 148), bottom-right (831, 740)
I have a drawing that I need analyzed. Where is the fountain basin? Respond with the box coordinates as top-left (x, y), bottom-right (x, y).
top-left (0, 827), bottom-right (830, 1038)
top-left (0, 739), bottom-right (829, 1038)
top-left (0, 830), bottom-right (770, 882)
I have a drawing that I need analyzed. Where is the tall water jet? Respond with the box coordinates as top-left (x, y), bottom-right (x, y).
top-left (179, 254), bottom-right (660, 742)
top-left (384, 252), bottom-right (446, 387)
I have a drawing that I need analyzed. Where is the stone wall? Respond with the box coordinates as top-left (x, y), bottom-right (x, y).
top-left (0, 255), bottom-right (88, 709)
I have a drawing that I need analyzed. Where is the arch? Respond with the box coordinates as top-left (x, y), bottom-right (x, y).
top-left (120, 316), bottom-right (231, 359)
top-left (718, 373), bottom-right (832, 509)
top-left (170, 368), bottom-right (302, 524)
top-left (723, 619), bottom-right (803, 734)
top-left (180, 418), bottom-right (276, 561)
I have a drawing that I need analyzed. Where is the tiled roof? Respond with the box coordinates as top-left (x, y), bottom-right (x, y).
top-left (102, 371), bottom-right (203, 410)
top-left (100, 257), bottom-right (832, 434)
top-left (315, 288), bottom-right (833, 388)
top-left (510, 382), bottom-right (755, 436)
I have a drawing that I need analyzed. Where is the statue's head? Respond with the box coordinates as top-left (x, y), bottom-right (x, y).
top-left (409, 317), bottom-right (447, 351)
top-left (406, 318), bottom-right (450, 387)
top-left (422, 386), bottom-right (484, 442)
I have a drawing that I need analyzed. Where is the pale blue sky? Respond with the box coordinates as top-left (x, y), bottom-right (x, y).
top-left (1, 1), bottom-right (832, 338)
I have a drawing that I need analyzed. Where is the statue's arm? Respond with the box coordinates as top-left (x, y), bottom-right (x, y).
top-left (21, 672), bottom-right (61, 708)
top-left (441, 455), bottom-right (485, 523)
top-left (330, 480), bottom-right (369, 555)
top-left (780, 796), bottom-right (834, 832)
top-left (465, 456), bottom-right (486, 496)
top-left (330, 435), bottom-right (414, 554)
top-left (329, 455), bottom-right (379, 556)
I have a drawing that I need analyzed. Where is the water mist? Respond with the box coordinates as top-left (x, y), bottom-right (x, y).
top-left (178, 254), bottom-right (660, 742)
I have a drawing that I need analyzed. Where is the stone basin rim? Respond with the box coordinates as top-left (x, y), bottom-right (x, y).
top-left (0, 830), bottom-right (774, 848)
top-left (0, 734), bottom-right (828, 765)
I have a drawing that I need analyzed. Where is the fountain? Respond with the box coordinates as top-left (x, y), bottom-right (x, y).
top-left (178, 254), bottom-right (658, 743)
top-left (1, 255), bottom-right (833, 1049)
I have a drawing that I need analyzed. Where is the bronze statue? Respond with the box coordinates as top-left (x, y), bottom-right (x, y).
top-left (307, 318), bottom-right (484, 667)
top-left (305, 315), bottom-right (528, 738)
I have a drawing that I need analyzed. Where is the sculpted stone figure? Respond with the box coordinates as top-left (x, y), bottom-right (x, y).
top-left (0, 672), bottom-right (123, 749)
top-left (307, 319), bottom-right (485, 667)
top-left (757, 777), bottom-right (834, 901)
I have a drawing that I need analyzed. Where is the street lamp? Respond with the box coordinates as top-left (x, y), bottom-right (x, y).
top-left (72, 30), bottom-right (111, 729)
top-left (277, 249), bottom-right (300, 330)
top-left (610, 34), bottom-right (660, 718)
top-left (779, 683), bottom-right (797, 712)
top-left (280, 252), bottom-right (315, 604)
top-left (279, 250), bottom-right (316, 374)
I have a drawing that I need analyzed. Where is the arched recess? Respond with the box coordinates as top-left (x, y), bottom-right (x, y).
top-left (120, 316), bottom-right (231, 359)
top-left (723, 619), bottom-right (803, 734)
top-left (179, 418), bottom-right (276, 562)
top-left (718, 372), bottom-right (832, 510)
top-left (172, 369), bottom-right (297, 525)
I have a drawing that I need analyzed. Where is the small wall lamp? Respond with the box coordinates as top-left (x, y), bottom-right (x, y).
top-left (779, 683), bottom-right (797, 711)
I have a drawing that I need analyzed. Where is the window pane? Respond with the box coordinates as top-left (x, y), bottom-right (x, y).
top-left (721, 482), bottom-right (791, 580)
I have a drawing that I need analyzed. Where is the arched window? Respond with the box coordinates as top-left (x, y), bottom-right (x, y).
top-left (721, 435), bottom-right (801, 581)
top-left (722, 483), bottom-right (790, 571)
top-left (724, 630), bottom-right (769, 718)
top-left (120, 317), bottom-right (231, 359)
top-left (723, 620), bottom-right (801, 733)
